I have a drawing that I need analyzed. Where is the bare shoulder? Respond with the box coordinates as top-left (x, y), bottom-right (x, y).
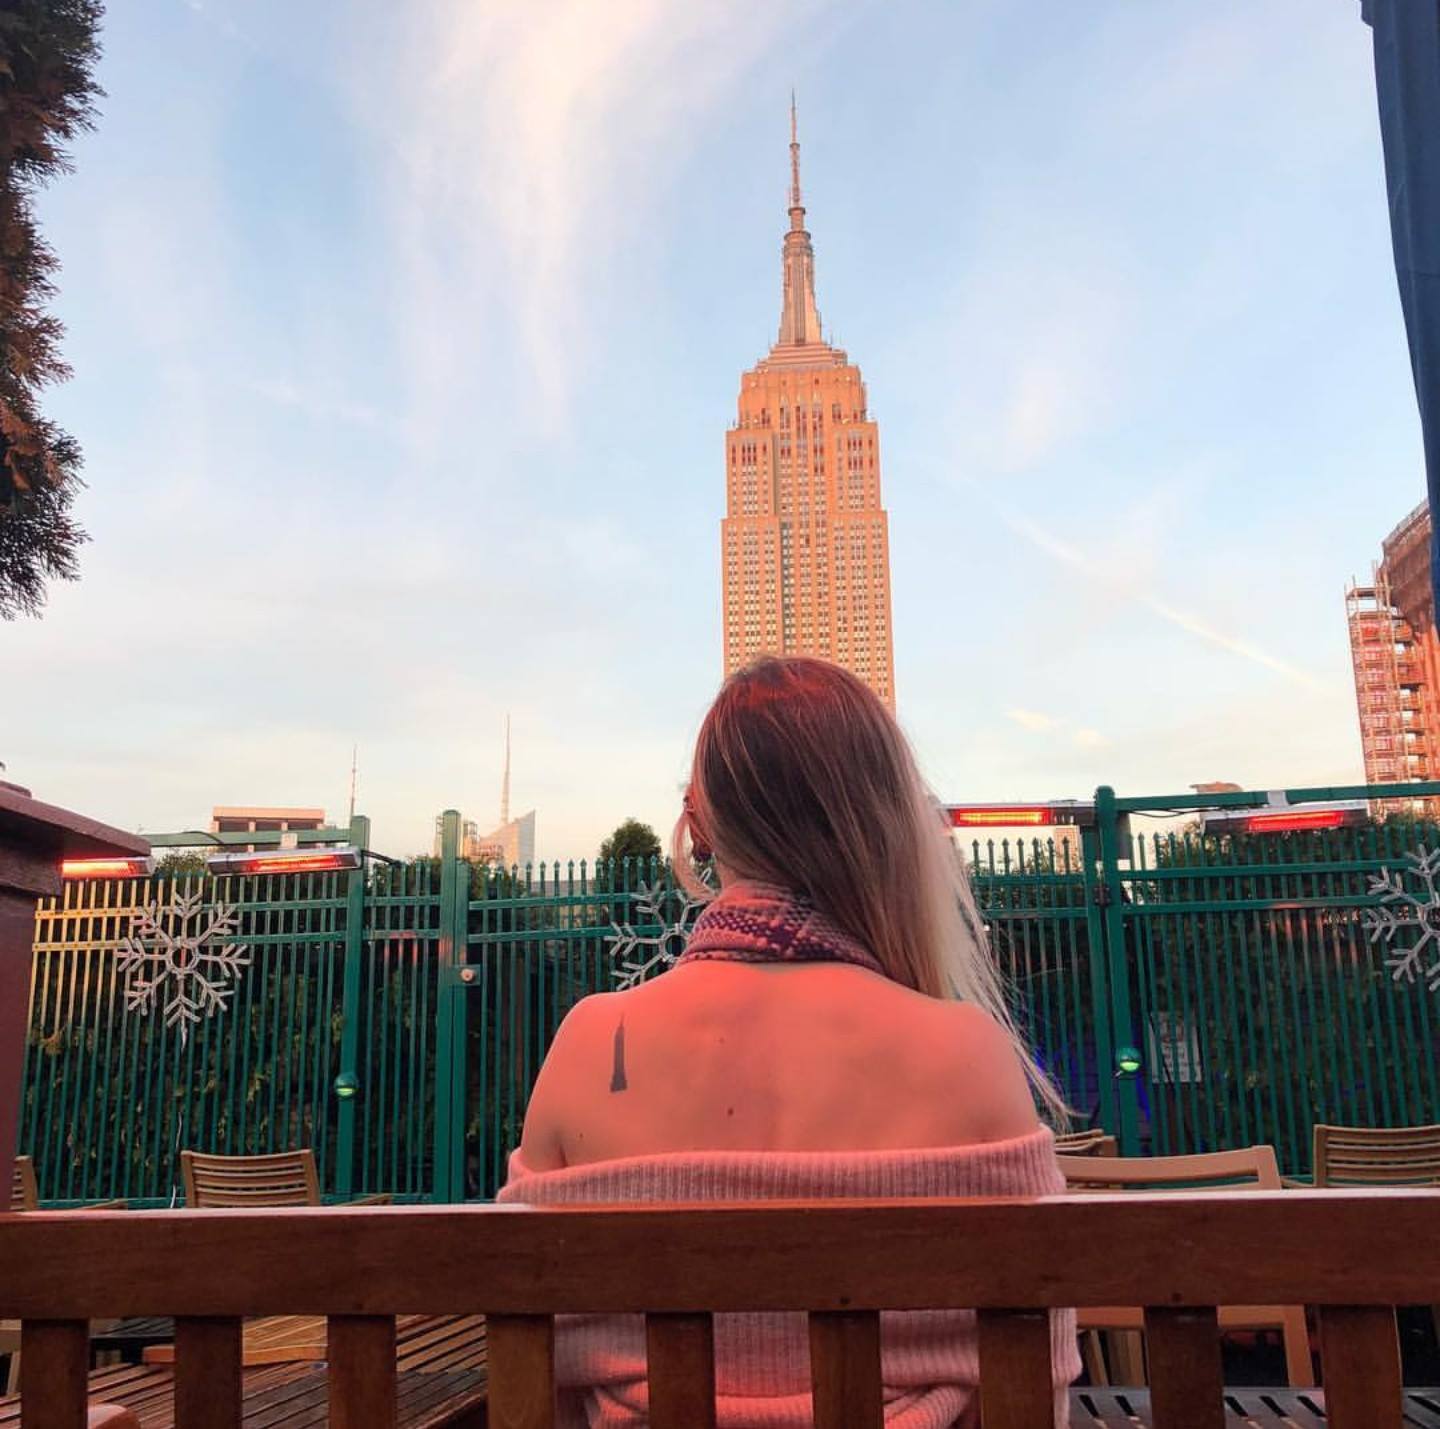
top-left (515, 991), bottom-right (623, 1171)
top-left (914, 999), bottom-right (1042, 1143)
top-left (537, 989), bottom-right (632, 1080)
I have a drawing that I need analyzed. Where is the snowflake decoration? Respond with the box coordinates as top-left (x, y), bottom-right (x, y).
top-left (1361, 846), bottom-right (1440, 993)
top-left (606, 881), bottom-right (709, 990)
top-left (116, 892), bottom-right (252, 1044)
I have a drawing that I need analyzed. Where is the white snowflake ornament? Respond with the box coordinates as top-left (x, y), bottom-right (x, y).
top-left (1361, 846), bottom-right (1440, 993)
top-left (607, 881), bottom-right (709, 990)
top-left (117, 892), bottom-right (252, 1044)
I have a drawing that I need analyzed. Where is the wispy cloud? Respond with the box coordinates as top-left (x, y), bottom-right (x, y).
top-left (248, 378), bottom-right (400, 436)
top-left (357, 0), bottom-right (835, 435)
top-left (1008, 708), bottom-right (1059, 733)
top-left (995, 504), bottom-right (1326, 691)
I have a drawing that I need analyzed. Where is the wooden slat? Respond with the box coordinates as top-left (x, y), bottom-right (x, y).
top-left (808, 1310), bottom-right (882, 1429)
top-left (487, 1313), bottom-right (554, 1429)
top-left (174, 1316), bottom-right (242, 1428)
top-left (1402, 1390), bottom-right (1440, 1429)
top-left (1230, 1390), bottom-right (1329, 1428)
top-left (20, 1319), bottom-right (88, 1429)
top-left (977, 1308), bottom-right (1052, 1429)
top-left (1144, 1306), bottom-right (1224, 1428)
top-left (1317, 1305), bottom-right (1402, 1429)
top-left (328, 1315), bottom-right (396, 1429)
top-left (3, 1194), bottom-right (1440, 1317)
top-left (645, 1313), bottom-right (715, 1429)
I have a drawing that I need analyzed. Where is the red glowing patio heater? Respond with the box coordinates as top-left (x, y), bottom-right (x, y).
top-left (945, 801), bottom-right (1097, 830)
top-left (0, 781), bottom-right (150, 1204)
top-left (1199, 801), bottom-right (1368, 836)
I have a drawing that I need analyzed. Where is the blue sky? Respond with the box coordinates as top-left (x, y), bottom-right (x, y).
top-left (1, 0), bottom-right (1423, 861)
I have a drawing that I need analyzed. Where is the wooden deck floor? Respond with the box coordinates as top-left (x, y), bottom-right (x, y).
top-left (1072, 1388), bottom-right (1440, 1426)
top-left (0, 1315), bottom-right (489, 1429)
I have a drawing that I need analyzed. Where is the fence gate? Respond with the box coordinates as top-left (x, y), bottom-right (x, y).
top-left (1092, 784), bottom-right (1440, 1171)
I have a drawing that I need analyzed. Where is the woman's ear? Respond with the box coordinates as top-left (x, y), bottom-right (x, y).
top-left (684, 793), bottom-right (713, 862)
top-left (688, 813), bottom-right (713, 863)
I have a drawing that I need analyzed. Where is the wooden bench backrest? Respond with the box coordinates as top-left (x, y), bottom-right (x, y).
top-left (0, 1193), bottom-right (1434, 1428)
top-left (9, 1158), bottom-right (36, 1214)
top-left (1313, 1122), bottom-right (1440, 1187)
top-left (180, 1149), bottom-right (320, 1208)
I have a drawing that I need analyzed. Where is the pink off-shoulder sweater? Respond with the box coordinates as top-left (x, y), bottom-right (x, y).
top-left (496, 1128), bottom-right (1079, 1429)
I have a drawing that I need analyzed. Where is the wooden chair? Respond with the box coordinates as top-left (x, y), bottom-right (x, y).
top-left (3, 1159), bottom-right (127, 1394)
top-left (12, 1155), bottom-right (127, 1213)
top-left (1057, 1145), bottom-right (1313, 1388)
top-left (1312, 1121), bottom-right (1440, 1187)
top-left (1053, 1129), bottom-right (1118, 1157)
top-left (1313, 1122), bottom-right (1440, 1343)
top-left (179, 1149), bottom-right (390, 1208)
top-left (1051, 1130), bottom-right (1118, 1379)
top-left (9, 1159), bottom-right (36, 1214)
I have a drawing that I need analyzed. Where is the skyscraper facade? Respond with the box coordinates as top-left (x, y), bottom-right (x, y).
top-left (721, 106), bottom-right (895, 708)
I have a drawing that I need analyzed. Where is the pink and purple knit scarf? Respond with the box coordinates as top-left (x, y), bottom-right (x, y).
top-left (678, 879), bottom-right (886, 976)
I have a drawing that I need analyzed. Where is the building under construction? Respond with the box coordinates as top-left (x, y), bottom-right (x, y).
top-left (1346, 500), bottom-right (1440, 816)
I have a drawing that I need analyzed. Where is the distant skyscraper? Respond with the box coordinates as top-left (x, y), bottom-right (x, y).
top-left (1346, 500), bottom-right (1440, 816)
top-left (435, 716), bottom-right (537, 868)
top-left (721, 101), bottom-right (896, 708)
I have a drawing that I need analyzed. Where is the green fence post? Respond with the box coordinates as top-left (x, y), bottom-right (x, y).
top-left (445, 824), bottom-right (470, 1202)
top-left (1079, 821), bottom-right (1118, 1135)
top-left (432, 811), bottom-right (462, 1203)
top-left (334, 814), bottom-right (371, 1199)
top-left (1095, 787), bottom-right (1142, 1154)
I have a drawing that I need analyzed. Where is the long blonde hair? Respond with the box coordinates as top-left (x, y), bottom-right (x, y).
top-left (673, 656), bottom-right (1068, 1125)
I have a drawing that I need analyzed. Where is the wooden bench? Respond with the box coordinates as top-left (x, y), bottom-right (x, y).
top-left (0, 1192), bottom-right (1436, 1427)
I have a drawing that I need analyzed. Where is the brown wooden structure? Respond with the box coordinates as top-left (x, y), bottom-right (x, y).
top-left (0, 1191), bottom-right (1435, 1427)
top-left (0, 783), bottom-right (148, 1211)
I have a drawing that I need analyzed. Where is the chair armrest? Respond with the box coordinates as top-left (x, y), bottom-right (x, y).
top-left (344, 1193), bottom-right (392, 1206)
top-left (90, 1198), bottom-right (129, 1211)
top-left (1279, 1176), bottom-right (1311, 1189)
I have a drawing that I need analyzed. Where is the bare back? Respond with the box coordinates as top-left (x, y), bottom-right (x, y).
top-left (516, 960), bottom-right (1040, 1171)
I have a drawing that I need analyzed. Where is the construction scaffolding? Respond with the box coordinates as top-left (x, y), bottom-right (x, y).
top-left (1346, 500), bottom-right (1440, 817)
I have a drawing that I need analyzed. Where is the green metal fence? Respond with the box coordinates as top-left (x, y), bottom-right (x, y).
top-left (21, 784), bottom-right (1440, 1202)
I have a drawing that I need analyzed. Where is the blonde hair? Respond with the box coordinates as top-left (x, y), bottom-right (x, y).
top-left (673, 656), bottom-right (1068, 1125)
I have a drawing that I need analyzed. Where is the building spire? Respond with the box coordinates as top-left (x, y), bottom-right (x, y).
top-left (789, 89), bottom-right (802, 217)
top-left (777, 93), bottom-right (823, 347)
top-left (500, 714), bottom-right (511, 827)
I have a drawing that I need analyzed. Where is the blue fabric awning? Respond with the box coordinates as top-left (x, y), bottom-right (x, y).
top-left (1363, 0), bottom-right (1440, 612)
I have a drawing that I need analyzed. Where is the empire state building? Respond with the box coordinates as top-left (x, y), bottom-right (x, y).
top-left (721, 103), bottom-right (896, 708)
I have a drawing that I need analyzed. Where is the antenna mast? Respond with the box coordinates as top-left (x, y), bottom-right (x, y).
top-left (500, 715), bottom-right (511, 827)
